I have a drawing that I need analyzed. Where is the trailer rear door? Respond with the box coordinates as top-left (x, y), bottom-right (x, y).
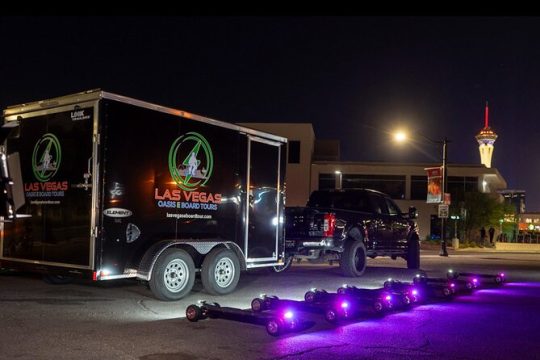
top-left (2, 105), bottom-right (95, 268)
top-left (246, 137), bottom-right (283, 262)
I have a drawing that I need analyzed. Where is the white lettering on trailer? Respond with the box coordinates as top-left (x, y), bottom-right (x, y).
top-left (104, 208), bottom-right (133, 218)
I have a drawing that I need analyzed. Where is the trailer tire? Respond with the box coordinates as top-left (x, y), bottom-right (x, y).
top-left (407, 234), bottom-right (420, 269)
top-left (340, 239), bottom-right (367, 277)
top-left (149, 248), bottom-right (195, 301)
top-left (201, 247), bottom-right (240, 295)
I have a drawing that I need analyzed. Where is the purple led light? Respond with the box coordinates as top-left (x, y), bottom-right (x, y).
top-left (450, 283), bottom-right (456, 288)
top-left (385, 295), bottom-right (392, 301)
top-left (500, 273), bottom-right (505, 277)
top-left (284, 311), bottom-right (294, 319)
top-left (341, 301), bottom-right (349, 309)
top-left (473, 278), bottom-right (479, 283)
top-left (411, 289), bottom-right (418, 296)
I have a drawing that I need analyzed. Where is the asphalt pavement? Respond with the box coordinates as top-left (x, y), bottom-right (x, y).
top-left (1, 251), bottom-right (539, 360)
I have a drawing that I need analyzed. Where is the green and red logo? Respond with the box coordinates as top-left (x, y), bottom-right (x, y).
top-left (168, 132), bottom-right (213, 191)
top-left (32, 133), bottom-right (62, 182)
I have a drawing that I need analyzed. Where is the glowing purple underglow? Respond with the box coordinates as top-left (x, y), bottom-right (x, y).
top-left (284, 311), bottom-right (294, 319)
top-left (341, 301), bottom-right (349, 309)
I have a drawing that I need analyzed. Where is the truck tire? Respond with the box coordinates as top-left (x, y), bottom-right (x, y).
top-left (407, 234), bottom-right (420, 269)
top-left (340, 239), bottom-right (367, 277)
top-left (201, 247), bottom-right (240, 295)
top-left (149, 248), bottom-right (195, 301)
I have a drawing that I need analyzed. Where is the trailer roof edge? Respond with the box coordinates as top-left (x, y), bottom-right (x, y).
top-left (3, 89), bottom-right (287, 143)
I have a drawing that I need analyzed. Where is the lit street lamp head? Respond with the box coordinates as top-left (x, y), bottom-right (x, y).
top-left (393, 131), bottom-right (407, 143)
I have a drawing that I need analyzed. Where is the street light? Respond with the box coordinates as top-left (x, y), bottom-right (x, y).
top-left (393, 131), bottom-right (450, 257)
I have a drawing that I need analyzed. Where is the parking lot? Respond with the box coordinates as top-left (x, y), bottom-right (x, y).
top-left (2, 251), bottom-right (540, 360)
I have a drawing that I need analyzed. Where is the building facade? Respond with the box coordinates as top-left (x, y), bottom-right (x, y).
top-left (311, 161), bottom-right (506, 239)
top-left (240, 123), bottom-right (508, 240)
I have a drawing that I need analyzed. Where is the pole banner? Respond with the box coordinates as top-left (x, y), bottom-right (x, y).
top-left (425, 166), bottom-right (443, 203)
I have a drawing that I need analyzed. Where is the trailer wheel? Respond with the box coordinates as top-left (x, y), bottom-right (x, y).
top-left (340, 239), bottom-right (367, 277)
top-left (406, 234), bottom-right (420, 269)
top-left (201, 247), bottom-right (240, 295)
top-left (149, 248), bottom-right (195, 301)
top-left (186, 305), bottom-right (201, 322)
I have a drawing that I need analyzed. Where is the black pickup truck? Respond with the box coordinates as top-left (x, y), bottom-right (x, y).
top-left (283, 188), bottom-right (420, 277)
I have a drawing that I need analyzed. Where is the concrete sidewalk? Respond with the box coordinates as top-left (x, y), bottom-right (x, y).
top-left (420, 246), bottom-right (540, 255)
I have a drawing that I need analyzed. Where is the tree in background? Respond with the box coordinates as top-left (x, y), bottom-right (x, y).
top-left (451, 192), bottom-right (515, 242)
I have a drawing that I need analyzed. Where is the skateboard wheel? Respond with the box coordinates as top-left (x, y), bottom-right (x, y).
top-left (373, 301), bottom-right (383, 313)
top-left (304, 290), bottom-right (316, 302)
top-left (266, 318), bottom-right (282, 336)
top-left (186, 304), bottom-right (201, 322)
top-left (251, 298), bottom-right (264, 312)
top-left (324, 308), bottom-right (338, 323)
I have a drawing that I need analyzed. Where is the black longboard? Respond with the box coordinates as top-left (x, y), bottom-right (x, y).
top-left (304, 288), bottom-right (391, 314)
top-left (412, 274), bottom-right (454, 299)
top-left (250, 295), bottom-right (353, 323)
top-left (186, 301), bottom-right (298, 336)
top-left (413, 275), bottom-right (476, 294)
top-left (337, 284), bottom-right (412, 309)
top-left (447, 270), bottom-right (506, 285)
top-left (383, 280), bottom-right (421, 303)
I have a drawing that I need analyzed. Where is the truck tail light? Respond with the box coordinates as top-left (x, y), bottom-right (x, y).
top-left (323, 213), bottom-right (336, 237)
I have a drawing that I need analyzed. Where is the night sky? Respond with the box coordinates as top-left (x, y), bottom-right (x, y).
top-left (1, 16), bottom-right (539, 209)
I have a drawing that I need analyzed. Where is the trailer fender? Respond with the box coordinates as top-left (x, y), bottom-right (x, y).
top-left (137, 240), bottom-right (246, 281)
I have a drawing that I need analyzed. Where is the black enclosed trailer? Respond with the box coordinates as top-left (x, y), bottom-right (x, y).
top-left (0, 90), bottom-right (287, 300)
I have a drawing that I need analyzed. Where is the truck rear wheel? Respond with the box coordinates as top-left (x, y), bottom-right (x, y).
top-left (340, 239), bottom-right (367, 277)
top-left (149, 248), bottom-right (195, 301)
top-left (201, 247), bottom-right (240, 295)
top-left (407, 234), bottom-right (420, 269)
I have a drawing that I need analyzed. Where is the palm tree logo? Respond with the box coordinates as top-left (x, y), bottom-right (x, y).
top-left (32, 133), bottom-right (62, 182)
top-left (168, 132), bottom-right (213, 191)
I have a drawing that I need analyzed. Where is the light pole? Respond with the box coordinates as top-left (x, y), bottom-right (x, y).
top-left (393, 131), bottom-right (449, 256)
top-left (440, 137), bottom-right (449, 256)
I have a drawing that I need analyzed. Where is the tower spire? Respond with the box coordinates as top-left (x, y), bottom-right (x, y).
top-left (485, 101), bottom-right (489, 128)
top-left (476, 100), bottom-right (498, 168)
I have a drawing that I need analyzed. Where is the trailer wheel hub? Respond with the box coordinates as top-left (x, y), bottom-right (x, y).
top-left (214, 257), bottom-right (235, 288)
top-left (164, 259), bottom-right (189, 293)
